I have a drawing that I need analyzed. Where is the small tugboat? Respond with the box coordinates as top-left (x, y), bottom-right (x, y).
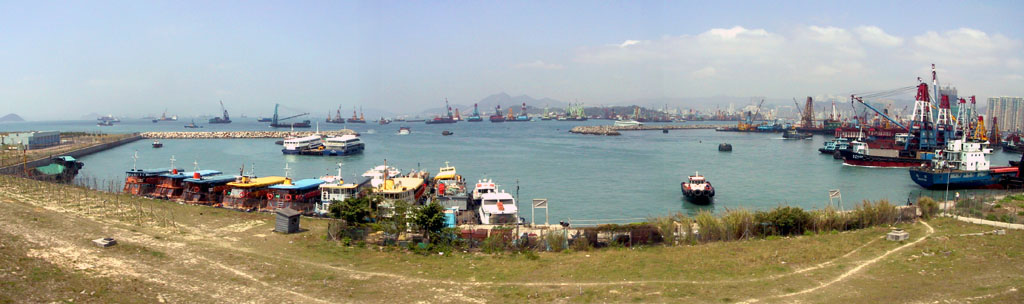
top-left (718, 143), bottom-right (732, 152)
top-left (184, 120), bottom-right (202, 128)
top-left (466, 103), bottom-right (484, 122)
top-left (152, 140), bottom-right (163, 148)
top-left (442, 130), bottom-right (453, 136)
top-left (782, 130), bottom-right (812, 139)
top-left (681, 171), bottom-right (715, 204)
top-left (398, 126), bottom-right (411, 135)
top-left (909, 138), bottom-right (1019, 189)
top-left (489, 105), bottom-right (506, 123)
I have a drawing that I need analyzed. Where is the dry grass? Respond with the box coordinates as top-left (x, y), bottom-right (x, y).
top-left (1, 176), bottom-right (1022, 303)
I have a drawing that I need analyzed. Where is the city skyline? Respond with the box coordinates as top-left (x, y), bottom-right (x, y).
top-left (2, 1), bottom-right (1023, 119)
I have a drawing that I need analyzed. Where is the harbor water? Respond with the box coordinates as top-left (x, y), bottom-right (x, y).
top-left (3, 119), bottom-right (1018, 223)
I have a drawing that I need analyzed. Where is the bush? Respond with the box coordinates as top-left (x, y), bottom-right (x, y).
top-left (544, 230), bottom-right (567, 252)
top-left (695, 210), bottom-right (723, 242)
top-left (810, 206), bottom-right (848, 232)
top-left (917, 197), bottom-right (939, 219)
top-left (649, 214), bottom-right (679, 244)
top-left (570, 234), bottom-right (592, 251)
top-left (481, 234), bottom-right (510, 254)
top-left (760, 206), bottom-right (810, 236)
top-left (414, 201), bottom-right (446, 243)
top-left (720, 209), bottom-right (755, 241)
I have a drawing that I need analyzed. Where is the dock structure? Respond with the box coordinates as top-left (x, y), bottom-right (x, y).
top-left (140, 130), bottom-right (358, 139)
top-left (570, 124), bottom-right (718, 135)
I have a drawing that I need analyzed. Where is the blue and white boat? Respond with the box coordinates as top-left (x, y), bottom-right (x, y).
top-left (281, 135), bottom-right (324, 155)
top-left (909, 139), bottom-right (1019, 190)
top-left (818, 138), bottom-right (850, 154)
top-left (322, 135), bottom-right (365, 156)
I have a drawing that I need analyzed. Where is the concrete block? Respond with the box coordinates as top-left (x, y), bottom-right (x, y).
top-left (92, 237), bottom-right (117, 248)
top-left (886, 229), bottom-right (909, 241)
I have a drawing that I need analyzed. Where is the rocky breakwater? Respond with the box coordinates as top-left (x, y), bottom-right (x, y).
top-left (141, 130), bottom-right (359, 139)
top-left (570, 126), bottom-right (621, 136)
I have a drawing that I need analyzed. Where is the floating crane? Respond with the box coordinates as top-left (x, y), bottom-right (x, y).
top-left (209, 100), bottom-right (231, 124)
top-left (270, 103), bottom-right (311, 128)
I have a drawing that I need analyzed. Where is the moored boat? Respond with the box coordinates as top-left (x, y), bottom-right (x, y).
top-left (124, 167), bottom-right (179, 196)
top-left (322, 135), bottom-right (364, 156)
top-left (478, 190), bottom-right (519, 225)
top-left (221, 176), bottom-right (288, 211)
top-left (398, 126), bottom-right (411, 135)
top-left (910, 139), bottom-right (1019, 189)
top-left (150, 169), bottom-right (222, 200)
top-left (433, 162), bottom-right (470, 211)
top-left (266, 178), bottom-right (326, 214)
top-left (839, 140), bottom-right (930, 168)
top-left (181, 175), bottom-right (238, 205)
top-left (681, 171), bottom-right (715, 204)
top-left (28, 156), bottom-right (84, 183)
top-left (819, 138), bottom-right (851, 154)
top-left (317, 164), bottom-right (372, 216)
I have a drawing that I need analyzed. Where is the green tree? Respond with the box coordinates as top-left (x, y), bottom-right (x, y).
top-left (329, 195), bottom-right (380, 225)
top-left (414, 200), bottom-right (446, 243)
top-left (379, 200), bottom-right (412, 243)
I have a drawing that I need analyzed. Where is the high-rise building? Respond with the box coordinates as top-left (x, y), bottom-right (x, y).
top-left (987, 97), bottom-right (1024, 133)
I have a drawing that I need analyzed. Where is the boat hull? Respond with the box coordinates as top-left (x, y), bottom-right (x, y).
top-left (282, 144), bottom-right (364, 156)
top-left (839, 149), bottom-right (929, 168)
top-left (681, 184), bottom-right (715, 204)
top-left (909, 167), bottom-right (1018, 190)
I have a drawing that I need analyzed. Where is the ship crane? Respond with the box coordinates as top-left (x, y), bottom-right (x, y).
top-left (219, 100), bottom-right (230, 120)
top-left (272, 104), bottom-right (309, 125)
top-left (850, 95), bottom-right (907, 130)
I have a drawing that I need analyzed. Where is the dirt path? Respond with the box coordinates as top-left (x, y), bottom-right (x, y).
top-left (742, 221), bottom-right (936, 303)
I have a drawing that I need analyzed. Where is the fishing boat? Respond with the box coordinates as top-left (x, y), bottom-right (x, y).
top-left (684, 171), bottom-right (716, 202)
top-left (221, 175), bottom-right (288, 211)
top-left (433, 162), bottom-right (470, 211)
top-left (181, 175), bottom-right (238, 205)
top-left (378, 117), bottom-right (391, 125)
top-left (782, 130), bottom-right (812, 139)
top-left (489, 105), bottom-right (505, 122)
top-left (317, 163), bottom-right (372, 216)
top-left (124, 167), bottom-right (179, 196)
top-left (149, 169), bottom-right (222, 200)
top-left (819, 138), bottom-right (851, 154)
top-left (426, 99), bottom-right (457, 124)
top-left (466, 103), bottom-right (484, 122)
top-left (910, 139), bottom-right (1019, 189)
top-left (398, 126), bottom-right (411, 135)
top-left (478, 190), bottom-right (519, 225)
top-left (680, 171), bottom-right (715, 204)
top-left (322, 134), bottom-right (364, 156)
top-left (266, 178), bottom-right (326, 214)
top-left (184, 120), bottom-right (202, 128)
top-left (280, 135), bottom-right (324, 155)
top-left (152, 140), bottom-right (163, 148)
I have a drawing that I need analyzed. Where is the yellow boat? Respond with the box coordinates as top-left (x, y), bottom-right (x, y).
top-left (433, 161), bottom-right (460, 181)
top-left (221, 176), bottom-right (288, 211)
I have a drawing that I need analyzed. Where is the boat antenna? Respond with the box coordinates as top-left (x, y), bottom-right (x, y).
top-left (132, 151), bottom-right (139, 171)
top-left (193, 160), bottom-right (199, 171)
top-left (169, 155), bottom-right (176, 170)
top-left (240, 163), bottom-right (244, 176)
top-left (284, 163), bottom-right (291, 178)
top-left (336, 162), bottom-right (343, 179)
top-left (250, 162), bottom-right (256, 177)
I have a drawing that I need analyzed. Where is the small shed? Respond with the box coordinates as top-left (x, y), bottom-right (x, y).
top-left (275, 208), bottom-right (301, 234)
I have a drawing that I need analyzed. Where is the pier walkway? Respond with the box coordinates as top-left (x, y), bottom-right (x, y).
top-left (0, 134), bottom-right (142, 174)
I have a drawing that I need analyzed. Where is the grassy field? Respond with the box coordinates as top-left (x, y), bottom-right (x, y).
top-left (1, 176), bottom-right (1022, 303)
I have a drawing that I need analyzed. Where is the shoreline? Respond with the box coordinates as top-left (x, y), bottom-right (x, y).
top-left (140, 130), bottom-right (358, 139)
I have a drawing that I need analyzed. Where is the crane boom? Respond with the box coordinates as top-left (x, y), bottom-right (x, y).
top-left (851, 95), bottom-right (906, 130)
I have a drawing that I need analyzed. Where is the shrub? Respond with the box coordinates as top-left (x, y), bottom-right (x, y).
top-left (761, 206), bottom-right (810, 236)
top-left (695, 210), bottom-right (723, 242)
top-left (570, 234), bottom-right (593, 251)
top-left (810, 206), bottom-right (848, 232)
top-left (649, 214), bottom-right (679, 244)
top-left (544, 230), bottom-right (568, 252)
top-left (481, 234), bottom-right (509, 254)
top-left (917, 197), bottom-right (939, 219)
top-left (414, 201), bottom-right (446, 243)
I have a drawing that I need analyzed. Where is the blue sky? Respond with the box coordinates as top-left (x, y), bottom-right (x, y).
top-left (2, 1), bottom-right (1022, 119)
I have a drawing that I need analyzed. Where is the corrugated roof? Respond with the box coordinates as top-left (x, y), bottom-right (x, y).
top-left (35, 163), bottom-right (66, 175)
top-left (227, 176), bottom-right (287, 188)
top-left (160, 169), bottom-right (223, 178)
top-left (55, 156), bottom-right (76, 162)
top-left (184, 175), bottom-right (239, 184)
top-left (270, 179), bottom-right (326, 190)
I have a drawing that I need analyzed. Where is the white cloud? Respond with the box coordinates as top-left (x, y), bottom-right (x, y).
top-left (854, 26), bottom-right (903, 47)
top-left (511, 60), bottom-right (564, 70)
top-left (571, 25), bottom-right (1024, 99)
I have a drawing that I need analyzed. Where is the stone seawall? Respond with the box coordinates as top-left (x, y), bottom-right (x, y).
top-left (0, 135), bottom-right (143, 174)
top-left (140, 130), bottom-right (358, 139)
top-left (570, 124), bottom-right (718, 135)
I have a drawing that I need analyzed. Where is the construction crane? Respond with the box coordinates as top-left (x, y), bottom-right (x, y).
top-left (270, 103), bottom-right (310, 128)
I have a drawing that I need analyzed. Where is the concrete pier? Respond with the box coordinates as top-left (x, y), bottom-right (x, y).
top-left (140, 130), bottom-right (358, 139)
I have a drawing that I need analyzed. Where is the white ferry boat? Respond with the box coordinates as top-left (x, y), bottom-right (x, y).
top-left (316, 163), bottom-right (371, 216)
top-left (281, 135), bottom-right (323, 155)
top-left (471, 178), bottom-right (497, 202)
top-left (323, 134), bottom-right (365, 156)
top-left (613, 119), bottom-right (642, 127)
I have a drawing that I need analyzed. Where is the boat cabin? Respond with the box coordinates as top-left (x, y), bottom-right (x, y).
top-left (373, 177), bottom-right (426, 205)
top-left (221, 176), bottom-right (288, 211)
top-left (283, 135), bottom-right (323, 150)
top-left (478, 192), bottom-right (518, 225)
top-left (150, 169), bottom-right (222, 200)
top-left (433, 164), bottom-right (469, 210)
top-left (317, 177), bottom-right (372, 216)
top-left (181, 175), bottom-right (238, 205)
top-left (267, 178), bottom-right (326, 214)
top-left (471, 179), bottom-right (497, 202)
top-left (123, 168), bottom-right (179, 196)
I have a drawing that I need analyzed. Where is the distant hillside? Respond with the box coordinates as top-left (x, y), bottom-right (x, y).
top-left (0, 113), bottom-right (25, 122)
top-left (422, 92), bottom-right (569, 115)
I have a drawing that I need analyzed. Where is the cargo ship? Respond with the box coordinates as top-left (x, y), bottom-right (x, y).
top-left (152, 109), bottom-right (178, 123)
top-left (910, 139), bottom-right (1019, 189)
top-left (426, 99), bottom-right (457, 124)
top-left (507, 103), bottom-right (531, 122)
top-left (466, 103), bottom-right (484, 122)
top-left (839, 140), bottom-right (931, 167)
top-left (326, 106), bottom-right (346, 124)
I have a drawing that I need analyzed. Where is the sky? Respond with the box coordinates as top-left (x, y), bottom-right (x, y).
top-left (1, 1), bottom-right (1023, 120)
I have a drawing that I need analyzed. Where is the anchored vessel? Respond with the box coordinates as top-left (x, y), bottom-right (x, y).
top-left (681, 171), bottom-right (715, 204)
top-left (466, 103), bottom-right (484, 122)
top-left (317, 164), bottom-right (372, 216)
top-left (149, 169), bottom-right (222, 200)
top-left (181, 175), bottom-right (238, 205)
top-left (266, 178), bottom-right (326, 214)
top-left (819, 138), bottom-right (850, 154)
top-left (489, 105), bottom-right (505, 122)
top-left (221, 176), bottom-right (288, 211)
top-left (433, 162), bottom-right (470, 211)
top-left (909, 139), bottom-right (1019, 189)
top-left (478, 190), bottom-right (518, 225)
top-left (209, 100), bottom-right (232, 124)
top-left (782, 130), bottom-right (812, 139)
top-left (426, 99), bottom-right (457, 124)
top-left (322, 135), bottom-right (364, 156)
top-left (124, 168), bottom-right (179, 196)
top-left (28, 156), bottom-right (84, 183)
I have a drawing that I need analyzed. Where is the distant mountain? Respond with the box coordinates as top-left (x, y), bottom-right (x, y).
top-left (0, 113), bottom-right (25, 122)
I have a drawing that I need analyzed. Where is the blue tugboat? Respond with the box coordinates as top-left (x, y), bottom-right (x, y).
top-left (909, 139), bottom-right (1019, 189)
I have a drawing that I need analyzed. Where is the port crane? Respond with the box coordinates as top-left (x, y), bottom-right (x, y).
top-left (271, 104), bottom-right (309, 127)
